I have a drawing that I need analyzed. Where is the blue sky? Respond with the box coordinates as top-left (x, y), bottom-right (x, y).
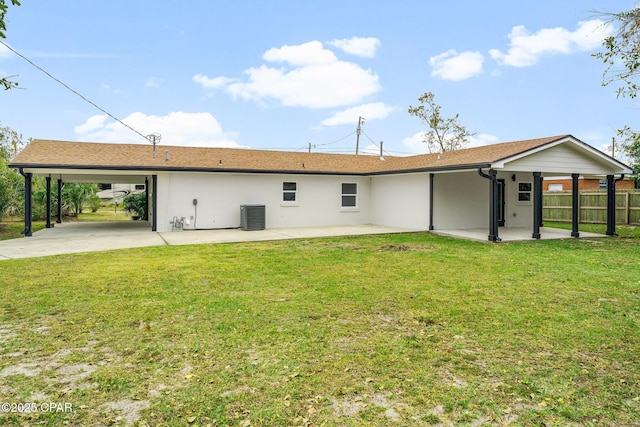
top-left (0, 0), bottom-right (637, 158)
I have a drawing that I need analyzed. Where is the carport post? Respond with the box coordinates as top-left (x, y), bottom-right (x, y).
top-left (478, 168), bottom-right (501, 242)
top-left (144, 177), bottom-right (149, 221)
top-left (45, 175), bottom-right (52, 228)
top-left (151, 175), bottom-right (157, 231)
top-left (56, 178), bottom-right (62, 223)
top-left (19, 169), bottom-right (32, 237)
top-left (532, 172), bottom-right (542, 239)
top-left (606, 174), bottom-right (625, 236)
top-left (571, 173), bottom-right (580, 238)
top-left (428, 173), bottom-right (434, 230)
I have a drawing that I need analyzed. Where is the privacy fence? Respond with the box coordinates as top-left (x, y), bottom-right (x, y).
top-left (543, 190), bottom-right (640, 225)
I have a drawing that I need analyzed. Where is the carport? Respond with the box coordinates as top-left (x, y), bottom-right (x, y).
top-left (13, 166), bottom-right (156, 237)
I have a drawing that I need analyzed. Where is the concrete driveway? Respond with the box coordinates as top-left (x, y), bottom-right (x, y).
top-left (0, 221), bottom-right (417, 260)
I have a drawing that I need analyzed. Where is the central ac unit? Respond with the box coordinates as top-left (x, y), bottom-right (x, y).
top-left (240, 204), bottom-right (265, 231)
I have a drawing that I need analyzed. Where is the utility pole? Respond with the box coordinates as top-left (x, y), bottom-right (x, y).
top-left (308, 143), bottom-right (312, 153)
top-left (356, 116), bottom-right (365, 155)
top-left (612, 137), bottom-right (616, 158)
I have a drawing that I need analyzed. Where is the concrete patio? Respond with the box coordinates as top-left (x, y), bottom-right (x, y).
top-left (433, 226), bottom-right (605, 242)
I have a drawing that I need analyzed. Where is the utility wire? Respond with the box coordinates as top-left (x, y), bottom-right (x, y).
top-left (0, 40), bottom-right (148, 141)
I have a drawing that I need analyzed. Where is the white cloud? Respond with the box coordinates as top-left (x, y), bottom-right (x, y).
top-left (490, 19), bottom-right (613, 67)
top-left (467, 133), bottom-right (500, 148)
top-left (193, 40), bottom-right (381, 109)
top-left (402, 132), bottom-right (431, 154)
top-left (192, 74), bottom-right (234, 89)
top-left (74, 114), bottom-right (109, 134)
top-left (74, 111), bottom-right (240, 148)
top-left (263, 41), bottom-right (337, 66)
top-left (321, 102), bottom-right (397, 127)
top-left (402, 132), bottom-right (500, 154)
top-left (328, 37), bottom-right (380, 58)
top-left (430, 50), bottom-right (484, 81)
top-left (145, 76), bottom-right (164, 88)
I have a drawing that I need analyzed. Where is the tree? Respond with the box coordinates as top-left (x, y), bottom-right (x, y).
top-left (594, 8), bottom-right (640, 99)
top-left (0, 0), bottom-right (21, 90)
top-left (63, 183), bottom-right (98, 217)
top-left (0, 122), bottom-right (25, 219)
top-left (408, 92), bottom-right (475, 153)
top-left (593, 7), bottom-right (640, 180)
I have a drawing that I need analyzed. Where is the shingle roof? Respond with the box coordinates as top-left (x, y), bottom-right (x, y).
top-left (10, 135), bottom-right (570, 175)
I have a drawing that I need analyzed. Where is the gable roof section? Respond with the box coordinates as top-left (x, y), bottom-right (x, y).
top-left (10, 135), bottom-right (632, 176)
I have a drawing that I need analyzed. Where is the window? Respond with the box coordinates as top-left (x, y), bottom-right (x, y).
top-left (98, 183), bottom-right (112, 190)
top-left (135, 184), bottom-right (145, 190)
top-left (518, 182), bottom-right (532, 202)
top-left (599, 179), bottom-right (607, 190)
top-left (341, 183), bottom-right (357, 207)
top-left (282, 181), bottom-right (297, 202)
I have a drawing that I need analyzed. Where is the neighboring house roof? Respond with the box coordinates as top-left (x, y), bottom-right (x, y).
top-left (10, 135), bottom-right (632, 176)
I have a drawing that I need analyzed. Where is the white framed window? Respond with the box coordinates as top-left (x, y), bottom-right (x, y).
top-left (282, 181), bottom-right (297, 203)
top-left (518, 182), bottom-right (532, 203)
top-left (341, 183), bottom-right (358, 208)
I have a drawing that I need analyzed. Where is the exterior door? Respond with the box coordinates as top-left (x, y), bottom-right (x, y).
top-left (497, 179), bottom-right (506, 226)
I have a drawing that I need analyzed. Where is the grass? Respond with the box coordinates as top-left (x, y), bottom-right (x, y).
top-left (0, 232), bottom-right (639, 425)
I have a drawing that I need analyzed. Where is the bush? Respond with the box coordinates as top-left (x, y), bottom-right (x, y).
top-left (88, 195), bottom-right (102, 212)
top-left (123, 192), bottom-right (146, 219)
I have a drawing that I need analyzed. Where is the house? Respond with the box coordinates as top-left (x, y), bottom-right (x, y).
top-left (9, 134), bottom-right (632, 241)
top-left (544, 177), bottom-right (636, 191)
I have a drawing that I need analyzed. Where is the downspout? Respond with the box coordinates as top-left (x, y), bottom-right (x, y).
top-left (478, 168), bottom-right (501, 242)
top-left (18, 168), bottom-right (33, 237)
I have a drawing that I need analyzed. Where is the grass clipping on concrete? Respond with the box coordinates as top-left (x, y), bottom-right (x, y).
top-left (0, 233), bottom-right (638, 426)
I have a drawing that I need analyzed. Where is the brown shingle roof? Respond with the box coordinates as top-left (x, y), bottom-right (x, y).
top-left (10, 135), bottom-right (569, 175)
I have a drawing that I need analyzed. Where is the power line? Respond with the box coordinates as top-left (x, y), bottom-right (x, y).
top-left (0, 40), bottom-right (148, 141)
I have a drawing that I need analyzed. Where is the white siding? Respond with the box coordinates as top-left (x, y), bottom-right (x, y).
top-left (432, 171), bottom-right (488, 229)
top-left (155, 172), bottom-right (370, 232)
top-left (499, 172), bottom-right (534, 228)
top-left (370, 173), bottom-right (429, 229)
top-left (503, 144), bottom-right (616, 175)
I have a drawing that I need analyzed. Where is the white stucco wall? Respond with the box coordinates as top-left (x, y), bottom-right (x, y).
top-left (432, 171), bottom-right (489, 230)
top-left (370, 173), bottom-right (430, 230)
top-left (154, 172), bottom-right (371, 232)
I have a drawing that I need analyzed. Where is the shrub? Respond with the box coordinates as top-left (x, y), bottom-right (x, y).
top-left (123, 192), bottom-right (146, 219)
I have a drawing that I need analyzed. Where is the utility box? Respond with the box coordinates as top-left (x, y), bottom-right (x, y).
top-left (240, 204), bottom-right (266, 231)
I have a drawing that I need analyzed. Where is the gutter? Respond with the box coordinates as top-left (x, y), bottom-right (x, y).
top-left (9, 162), bottom-right (495, 177)
top-left (477, 168), bottom-right (501, 242)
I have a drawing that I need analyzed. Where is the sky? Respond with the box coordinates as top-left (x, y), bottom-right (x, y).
top-left (0, 0), bottom-right (638, 159)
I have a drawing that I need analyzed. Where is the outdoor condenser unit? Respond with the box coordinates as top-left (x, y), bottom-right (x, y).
top-left (240, 204), bottom-right (265, 231)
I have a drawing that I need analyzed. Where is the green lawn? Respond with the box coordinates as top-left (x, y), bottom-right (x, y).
top-left (0, 232), bottom-right (638, 426)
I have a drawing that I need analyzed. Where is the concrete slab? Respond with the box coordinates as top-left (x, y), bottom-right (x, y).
top-left (0, 221), bottom-right (166, 260)
top-left (433, 227), bottom-right (606, 242)
top-left (0, 222), bottom-right (417, 260)
top-left (0, 221), bottom-right (608, 261)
